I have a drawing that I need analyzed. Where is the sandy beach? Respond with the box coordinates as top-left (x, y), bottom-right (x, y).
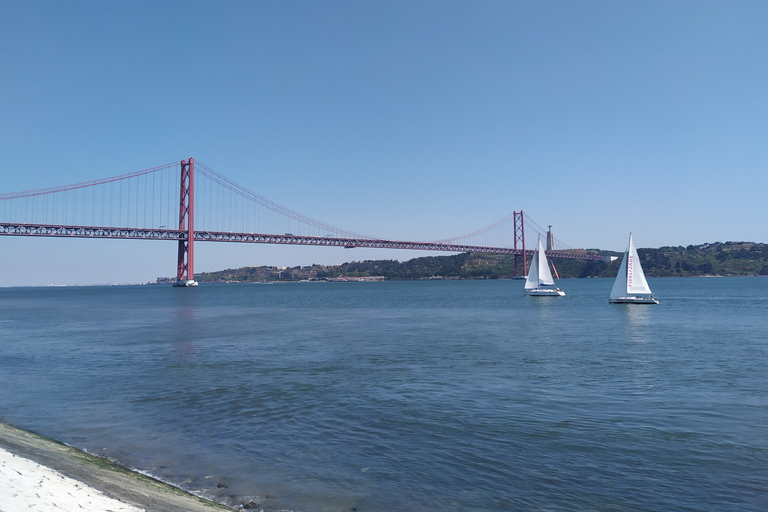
top-left (0, 422), bottom-right (233, 512)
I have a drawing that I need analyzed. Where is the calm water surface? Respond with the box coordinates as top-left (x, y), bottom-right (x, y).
top-left (1, 278), bottom-right (766, 511)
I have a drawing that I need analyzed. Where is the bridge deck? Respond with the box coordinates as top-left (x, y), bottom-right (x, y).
top-left (1, 222), bottom-right (608, 262)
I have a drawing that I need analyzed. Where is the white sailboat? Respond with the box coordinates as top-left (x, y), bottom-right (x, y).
top-left (609, 234), bottom-right (658, 304)
top-left (524, 238), bottom-right (565, 296)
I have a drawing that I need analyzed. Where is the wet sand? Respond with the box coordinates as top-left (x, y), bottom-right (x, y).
top-left (0, 422), bottom-right (233, 512)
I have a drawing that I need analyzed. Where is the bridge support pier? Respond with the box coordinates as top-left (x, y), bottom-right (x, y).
top-left (513, 211), bottom-right (526, 278)
top-left (174, 158), bottom-right (197, 287)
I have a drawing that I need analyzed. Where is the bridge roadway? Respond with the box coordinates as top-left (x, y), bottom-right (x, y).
top-left (0, 222), bottom-right (609, 262)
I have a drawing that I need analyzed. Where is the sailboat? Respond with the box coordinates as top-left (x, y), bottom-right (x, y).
top-left (524, 238), bottom-right (565, 296)
top-left (609, 234), bottom-right (659, 304)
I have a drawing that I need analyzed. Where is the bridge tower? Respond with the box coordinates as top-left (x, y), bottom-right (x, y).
top-left (174, 158), bottom-right (197, 287)
top-left (513, 211), bottom-right (526, 277)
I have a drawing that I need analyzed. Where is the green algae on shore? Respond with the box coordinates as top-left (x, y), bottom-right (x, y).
top-left (0, 421), bottom-right (233, 512)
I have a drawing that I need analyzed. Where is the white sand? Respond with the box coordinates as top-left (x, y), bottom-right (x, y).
top-left (0, 445), bottom-right (145, 512)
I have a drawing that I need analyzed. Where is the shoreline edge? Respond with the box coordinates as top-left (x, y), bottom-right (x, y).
top-left (0, 421), bottom-right (232, 512)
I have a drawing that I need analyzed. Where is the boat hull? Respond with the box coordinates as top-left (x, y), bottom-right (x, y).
top-left (609, 296), bottom-right (658, 304)
top-left (525, 288), bottom-right (565, 297)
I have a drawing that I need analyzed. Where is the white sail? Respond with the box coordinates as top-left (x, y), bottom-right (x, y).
top-left (524, 243), bottom-right (540, 290)
top-left (609, 248), bottom-right (629, 300)
top-left (626, 235), bottom-right (652, 296)
top-left (536, 239), bottom-right (555, 286)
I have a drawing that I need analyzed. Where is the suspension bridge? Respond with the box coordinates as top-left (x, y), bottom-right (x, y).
top-left (0, 158), bottom-right (608, 286)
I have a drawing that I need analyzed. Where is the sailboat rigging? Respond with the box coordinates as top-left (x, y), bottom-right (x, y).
top-left (524, 238), bottom-right (565, 296)
top-left (609, 234), bottom-right (659, 304)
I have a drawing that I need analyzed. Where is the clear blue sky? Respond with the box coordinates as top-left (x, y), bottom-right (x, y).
top-left (2, 1), bottom-right (767, 286)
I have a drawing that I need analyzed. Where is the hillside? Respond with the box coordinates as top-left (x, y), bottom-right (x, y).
top-left (190, 242), bottom-right (768, 283)
top-left (629, 242), bottom-right (768, 277)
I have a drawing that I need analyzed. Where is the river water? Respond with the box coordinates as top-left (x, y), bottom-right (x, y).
top-left (1, 277), bottom-right (766, 511)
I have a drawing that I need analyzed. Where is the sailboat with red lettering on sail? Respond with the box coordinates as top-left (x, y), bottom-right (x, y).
top-left (609, 234), bottom-right (659, 304)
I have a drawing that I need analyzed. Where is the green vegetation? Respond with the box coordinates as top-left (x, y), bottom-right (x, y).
top-left (633, 242), bottom-right (768, 277)
top-left (187, 242), bottom-right (768, 283)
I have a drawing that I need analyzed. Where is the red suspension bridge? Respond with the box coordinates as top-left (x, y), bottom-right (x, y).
top-left (0, 159), bottom-right (608, 285)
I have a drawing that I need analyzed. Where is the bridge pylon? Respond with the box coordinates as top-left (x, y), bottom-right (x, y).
top-left (174, 158), bottom-right (197, 287)
top-left (513, 211), bottom-right (526, 278)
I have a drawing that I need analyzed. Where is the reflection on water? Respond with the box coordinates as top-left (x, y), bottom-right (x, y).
top-left (621, 303), bottom-right (652, 325)
top-left (172, 304), bottom-right (200, 362)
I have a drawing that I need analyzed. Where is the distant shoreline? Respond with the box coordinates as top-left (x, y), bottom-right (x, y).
top-left (2, 242), bottom-right (766, 287)
top-left (181, 243), bottom-right (768, 284)
top-left (2, 273), bottom-right (766, 289)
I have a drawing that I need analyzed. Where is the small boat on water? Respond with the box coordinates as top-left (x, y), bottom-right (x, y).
top-left (524, 238), bottom-right (565, 296)
top-left (609, 234), bottom-right (658, 304)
